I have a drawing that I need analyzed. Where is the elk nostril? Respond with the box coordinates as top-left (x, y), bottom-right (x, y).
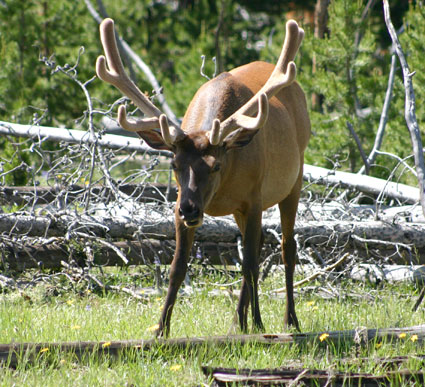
top-left (179, 202), bottom-right (200, 220)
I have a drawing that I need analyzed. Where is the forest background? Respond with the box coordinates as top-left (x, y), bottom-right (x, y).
top-left (0, 0), bottom-right (423, 187)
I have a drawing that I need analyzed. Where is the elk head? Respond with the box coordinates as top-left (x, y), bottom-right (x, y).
top-left (96, 18), bottom-right (303, 228)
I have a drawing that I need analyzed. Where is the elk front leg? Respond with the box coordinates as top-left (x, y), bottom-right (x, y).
top-left (235, 206), bottom-right (264, 332)
top-left (156, 214), bottom-right (195, 337)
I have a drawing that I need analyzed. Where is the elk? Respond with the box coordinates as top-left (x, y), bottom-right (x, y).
top-left (96, 18), bottom-right (310, 337)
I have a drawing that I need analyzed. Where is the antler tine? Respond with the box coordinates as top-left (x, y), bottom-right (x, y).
top-left (209, 93), bottom-right (269, 146)
top-left (96, 18), bottom-right (186, 144)
top-left (212, 20), bottom-right (302, 146)
top-left (96, 18), bottom-right (162, 119)
top-left (278, 20), bottom-right (304, 73)
top-left (118, 105), bottom-right (159, 132)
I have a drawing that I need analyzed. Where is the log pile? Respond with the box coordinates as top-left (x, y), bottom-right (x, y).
top-left (1, 188), bottom-right (425, 270)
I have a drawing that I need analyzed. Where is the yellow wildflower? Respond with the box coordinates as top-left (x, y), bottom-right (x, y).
top-left (39, 347), bottom-right (49, 353)
top-left (102, 341), bottom-right (111, 348)
top-left (170, 364), bottom-right (182, 372)
top-left (306, 301), bottom-right (315, 307)
top-left (375, 342), bottom-right (383, 349)
top-left (66, 300), bottom-right (74, 306)
top-left (71, 325), bottom-right (81, 330)
top-left (319, 333), bottom-right (329, 342)
top-left (411, 334), bottom-right (418, 342)
top-left (399, 333), bottom-right (407, 339)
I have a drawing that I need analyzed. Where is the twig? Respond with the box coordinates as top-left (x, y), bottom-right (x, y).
top-left (346, 121), bottom-right (369, 174)
top-left (413, 286), bottom-right (425, 312)
top-left (288, 369), bottom-right (309, 387)
top-left (75, 232), bottom-right (129, 265)
top-left (200, 55), bottom-right (210, 80)
top-left (271, 253), bottom-right (350, 293)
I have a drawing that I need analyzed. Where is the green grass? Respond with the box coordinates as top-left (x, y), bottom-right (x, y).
top-left (1, 267), bottom-right (425, 386)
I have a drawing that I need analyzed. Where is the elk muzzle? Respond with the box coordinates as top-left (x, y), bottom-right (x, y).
top-left (178, 199), bottom-right (203, 228)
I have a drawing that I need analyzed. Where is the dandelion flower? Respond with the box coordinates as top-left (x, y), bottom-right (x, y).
top-left (375, 342), bottom-right (383, 349)
top-left (102, 341), bottom-right (111, 348)
top-left (399, 333), bottom-right (407, 339)
top-left (170, 364), bottom-right (182, 372)
top-left (66, 300), bottom-right (74, 306)
top-left (39, 347), bottom-right (49, 353)
top-left (306, 301), bottom-right (315, 307)
top-left (411, 334), bottom-right (418, 342)
top-left (319, 333), bottom-right (329, 342)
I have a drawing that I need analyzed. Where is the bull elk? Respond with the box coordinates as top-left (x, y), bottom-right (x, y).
top-left (96, 18), bottom-right (310, 337)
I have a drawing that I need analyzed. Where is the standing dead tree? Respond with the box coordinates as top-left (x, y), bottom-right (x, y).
top-left (383, 0), bottom-right (425, 217)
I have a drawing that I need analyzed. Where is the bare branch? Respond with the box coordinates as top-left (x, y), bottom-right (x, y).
top-left (383, 0), bottom-right (425, 216)
top-left (358, 54), bottom-right (397, 175)
top-left (346, 121), bottom-right (369, 174)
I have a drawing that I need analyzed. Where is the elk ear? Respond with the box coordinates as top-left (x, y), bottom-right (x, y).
top-left (137, 130), bottom-right (174, 151)
top-left (223, 128), bottom-right (260, 150)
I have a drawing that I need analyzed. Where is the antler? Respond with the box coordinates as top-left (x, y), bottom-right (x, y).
top-left (96, 18), bottom-right (185, 146)
top-left (209, 20), bottom-right (304, 146)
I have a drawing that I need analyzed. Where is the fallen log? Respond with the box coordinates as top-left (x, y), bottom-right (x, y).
top-left (203, 366), bottom-right (425, 386)
top-left (0, 120), bottom-right (171, 157)
top-left (1, 239), bottom-right (246, 271)
top-left (304, 164), bottom-right (419, 204)
top-left (1, 324), bottom-right (424, 368)
top-left (0, 184), bottom-right (177, 206)
top-left (1, 211), bottom-right (424, 248)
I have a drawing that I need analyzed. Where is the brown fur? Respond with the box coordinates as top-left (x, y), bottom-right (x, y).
top-left (155, 61), bottom-right (310, 336)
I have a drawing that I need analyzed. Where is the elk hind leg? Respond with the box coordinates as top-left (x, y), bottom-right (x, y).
top-left (279, 175), bottom-right (302, 331)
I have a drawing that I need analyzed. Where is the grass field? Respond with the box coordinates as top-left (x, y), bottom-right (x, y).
top-left (1, 266), bottom-right (425, 386)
